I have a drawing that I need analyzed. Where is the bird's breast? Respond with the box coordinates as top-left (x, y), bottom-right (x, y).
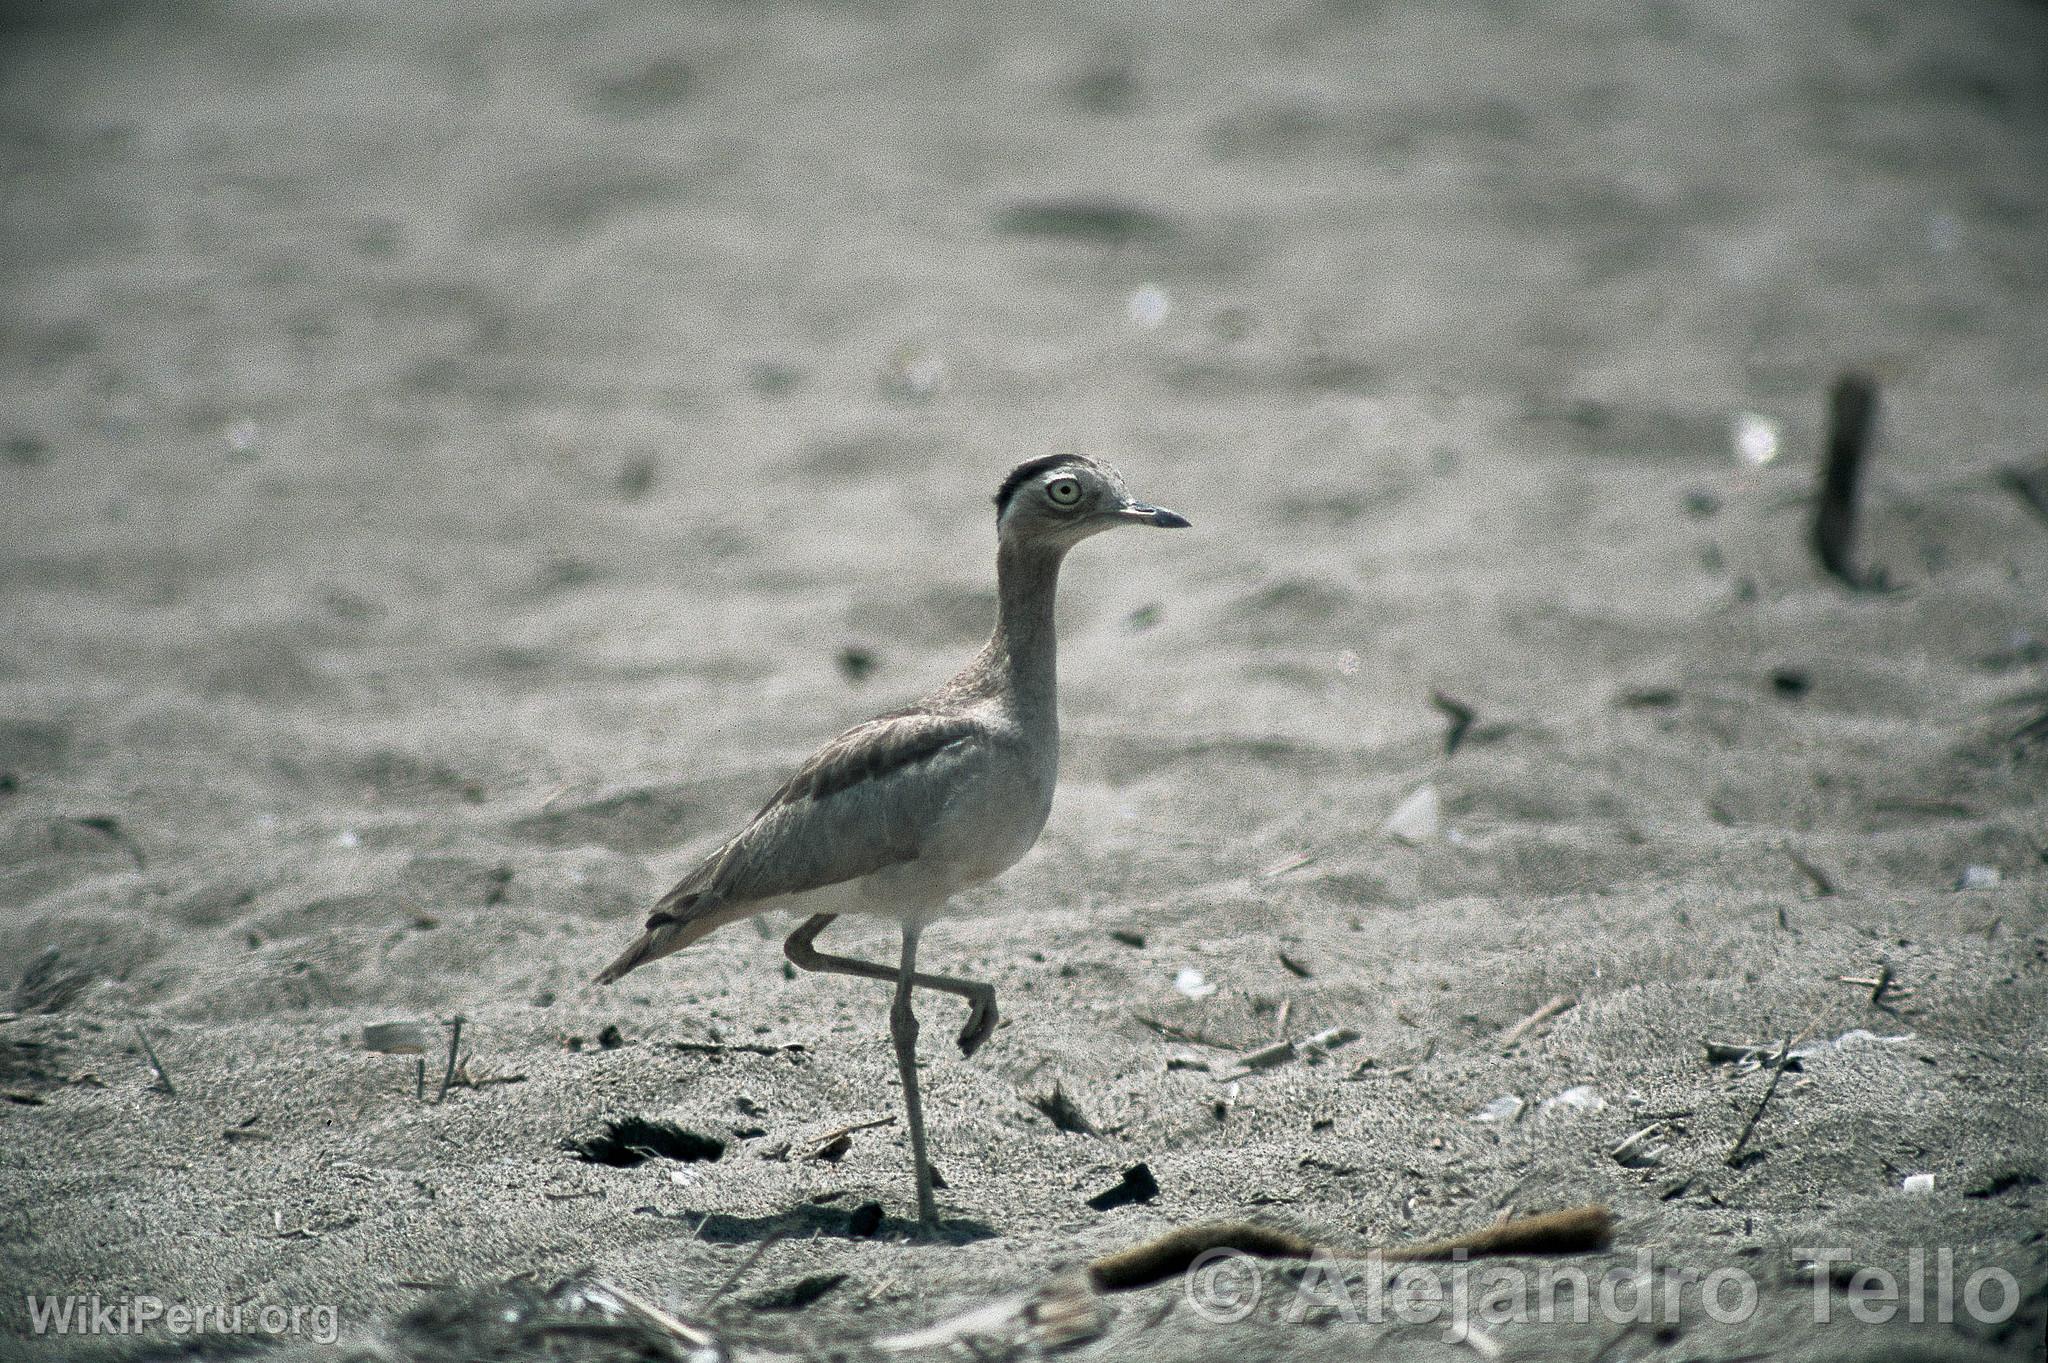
top-left (931, 736), bottom-right (1055, 887)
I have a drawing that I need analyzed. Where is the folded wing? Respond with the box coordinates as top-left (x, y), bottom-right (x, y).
top-left (593, 707), bottom-right (984, 983)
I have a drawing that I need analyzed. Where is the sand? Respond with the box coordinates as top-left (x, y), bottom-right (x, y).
top-left (2, 0), bottom-right (2046, 1358)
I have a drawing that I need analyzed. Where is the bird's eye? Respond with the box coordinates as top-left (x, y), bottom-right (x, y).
top-left (1046, 477), bottom-right (1082, 507)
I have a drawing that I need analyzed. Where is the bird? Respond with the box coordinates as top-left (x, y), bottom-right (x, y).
top-left (594, 453), bottom-right (1189, 1227)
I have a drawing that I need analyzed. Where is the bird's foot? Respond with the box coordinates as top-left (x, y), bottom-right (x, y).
top-left (956, 989), bottom-right (999, 1057)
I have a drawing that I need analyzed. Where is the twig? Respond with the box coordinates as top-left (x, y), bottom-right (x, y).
top-left (415, 1058), bottom-right (425, 1101)
top-left (1784, 846), bottom-right (1836, 897)
top-left (1497, 996), bottom-right (1575, 1051)
top-left (1810, 371), bottom-right (1883, 590)
top-left (1225, 1026), bottom-right (1361, 1079)
top-left (668, 1039), bottom-right (804, 1057)
top-left (1611, 1124), bottom-right (1666, 1169)
top-left (1130, 1014), bottom-right (1235, 1049)
top-left (1087, 1204), bottom-right (1613, 1291)
top-left (1272, 997), bottom-right (1291, 1042)
top-left (434, 1015), bottom-right (464, 1104)
top-left (706, 1233), bottom-right (785, 1305)
top-left (1431, 690), bottom-right (1477, 758)
top-left (1703, 1039), bottom-right (1801, 1069)
top-left (134, 1025), bottom-right (175, 1095)
top-left (1259, 852), bottom-right (1316, 879)
top-left (590, 1279), bottom-right (719, 1350)
top-left (804, 1116), bottom-right (894, 1157)
top-left (1725, 1034), bottom-right (1794, 1166)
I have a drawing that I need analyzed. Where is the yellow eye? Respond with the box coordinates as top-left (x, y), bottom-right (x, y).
top-left (1046, 476), bottom-right (1082, 507)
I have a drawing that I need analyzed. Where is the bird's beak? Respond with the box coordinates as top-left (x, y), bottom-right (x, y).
top-left (1118, 500), bottom-right (1192, 529)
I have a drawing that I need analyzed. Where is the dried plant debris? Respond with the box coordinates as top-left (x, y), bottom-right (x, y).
top-left (134, 1025), bottom-right (176, 1096)
top-left (1498, 996), bottom-right (1575, 1050)
top-left (10, 946), bottom-right (93, 1014)
top-left (395, 1274), bottom-right (724, 1363)
top-left (565, 1118), bottom-right (727, 1168)
top-left (1726, 1034), bottom-right (1797, 1167)
top-left (1810, 370), bottom-right (1884, 590)
top-left (877, 1272), bottom-right (1105, 1354)
top-left (1225, 1025), bottom-right (1361, 1079)
top-left (1703, 1039), bottom-right (1804, 1072)
top-left (803, 1116), bottom-right (893, 1163)
top-left (1087, 1205), bottom-right (1615, 1291)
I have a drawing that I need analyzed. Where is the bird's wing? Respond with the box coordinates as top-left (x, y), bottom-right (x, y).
top-left (686, 705), bottom-right (985, 908)
top-left (594, 707), bottom-right (984, 983)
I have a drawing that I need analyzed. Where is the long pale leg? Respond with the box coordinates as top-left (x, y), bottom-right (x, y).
top-left (783, 913), bottom-right (999, 1056)
top-left (891, 924), bottom-right (939, 1227)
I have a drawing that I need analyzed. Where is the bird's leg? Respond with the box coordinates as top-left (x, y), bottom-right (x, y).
top-left (783, 913), bottom-right (1000, 1056)
top-left (892, 924), bottom-right (940, 1228)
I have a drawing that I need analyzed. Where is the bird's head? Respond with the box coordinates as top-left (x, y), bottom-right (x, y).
top-left (992, 454), bottom-right (1190, 548)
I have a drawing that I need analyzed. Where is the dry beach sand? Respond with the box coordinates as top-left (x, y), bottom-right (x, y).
top-left (3, 0), bottom-right (2047, 1358)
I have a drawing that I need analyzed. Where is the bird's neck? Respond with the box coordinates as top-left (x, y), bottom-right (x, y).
top-left (984, 536), bottom-right (1065, 721)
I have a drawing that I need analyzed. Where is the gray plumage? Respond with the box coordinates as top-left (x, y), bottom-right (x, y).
top-left (593, 453), bottom-right (1188, 1226)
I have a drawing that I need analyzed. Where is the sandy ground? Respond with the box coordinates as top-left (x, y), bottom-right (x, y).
top-left (3, 0), bottom-right (2047, 1358)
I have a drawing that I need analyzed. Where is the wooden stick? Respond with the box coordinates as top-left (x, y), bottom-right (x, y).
top-left (135, 1025), bottom-right (175, 1096)
top-left (1431, 690), bottom-right (1477, 757)
top-left (435, 1015), bottom-right (464, 1104)
top-left (1497, 996), bottom-right (1574, 1051)
top-left (1088, 1205), bottom-right (1614, 1291)
top-left (1811, 371), bottom-right (1880, 589)
top-left (803, 1115), bottom-right (894, 1156)
top-left (590, 1279), bottom-right (719, 1350)
top-left (1259, 852), bottom-right (1316, 879)
top-left (1725, 1034), bottom-right (1794, 1165)
top-left (1131, 1014), bottom-right (1235, 1049)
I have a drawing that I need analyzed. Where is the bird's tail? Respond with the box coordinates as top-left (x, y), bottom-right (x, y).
top-left (593, 889), bottom-right (756, 985)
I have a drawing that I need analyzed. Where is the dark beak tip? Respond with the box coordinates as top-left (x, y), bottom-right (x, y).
top-left (1152, 509), bottom-right (1192, 529)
